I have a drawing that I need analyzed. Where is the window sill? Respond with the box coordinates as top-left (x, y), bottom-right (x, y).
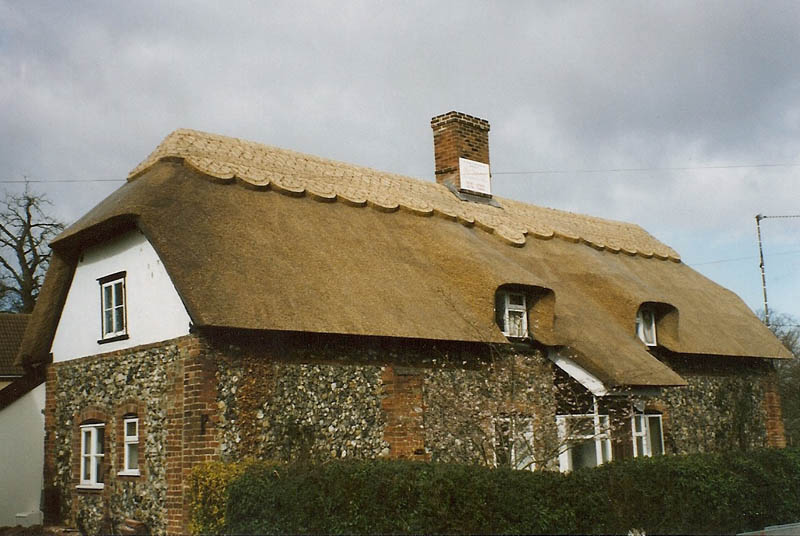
top-left (97, 334), bottom-right (129, 345)
top-left (76, 484), bottom-right (104, 492)
top-left (117, 470), bottom-right (140, 477)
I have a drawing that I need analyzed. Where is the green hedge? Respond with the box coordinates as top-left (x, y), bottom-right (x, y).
top-left (189, 448), bottom-right (800, 535)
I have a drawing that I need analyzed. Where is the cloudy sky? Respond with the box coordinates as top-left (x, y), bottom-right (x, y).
top-left (1, 1), bottom-right (798, 323)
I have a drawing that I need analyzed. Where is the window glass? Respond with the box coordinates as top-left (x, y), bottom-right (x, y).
top-left (572, 440), bottom-right (598, 469)
top-left (557, 412), bottom-right (612, 472)
top-left (648, 415), bottom-right (664, 456)
top-left (114, 307), bottom-right (125, 332)
top-left (128, 443), bottom-right (139, 471)
top-left (95, 457), bottom-right (104, 484)
top-left (636, 308), bottom-right (657, 345)
top-left (113, 282), bottom-right (123, 306)
top-left (507, 310), bottom-right (526, 337)
top-left (103, 285), bottom-right (113, 309)
top-left (509, 293), bottom-right (525, 307)
top-left (494, 415), bottom-right (535, 471)
top-left (494, 419), bottom-right (511, 467)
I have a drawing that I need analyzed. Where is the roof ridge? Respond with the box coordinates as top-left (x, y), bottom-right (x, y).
top-left (128, 128), bottom-right (680, 261)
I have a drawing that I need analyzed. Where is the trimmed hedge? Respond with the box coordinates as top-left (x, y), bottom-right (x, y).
top-left (189, 448), bottom-right (800, 535)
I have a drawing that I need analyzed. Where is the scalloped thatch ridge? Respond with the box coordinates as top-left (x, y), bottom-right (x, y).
top-left (129, 129), bottom-right (680, 260)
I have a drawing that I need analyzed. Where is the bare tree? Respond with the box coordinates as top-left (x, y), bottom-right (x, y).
top-left (0, 188), bottom-right (64, 313)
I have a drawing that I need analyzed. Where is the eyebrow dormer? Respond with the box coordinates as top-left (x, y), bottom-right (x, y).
top-left (495, 284), bottom-right (555, 341)
top-left (635, 302), bottom-right (679, 347)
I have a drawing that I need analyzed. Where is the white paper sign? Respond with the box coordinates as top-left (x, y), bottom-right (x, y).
top-left (458, 158), bottom-right (491, 195)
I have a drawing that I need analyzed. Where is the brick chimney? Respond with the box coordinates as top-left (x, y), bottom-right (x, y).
top-left (431, 111), bottom-right (492, 197)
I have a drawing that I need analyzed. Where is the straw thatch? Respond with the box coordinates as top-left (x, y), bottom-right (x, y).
top-left (17, 130), bottom-right (791, 388)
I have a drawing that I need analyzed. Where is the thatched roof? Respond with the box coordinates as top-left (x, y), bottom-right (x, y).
top-left (1, 313), bottom-right (29, 377)
top-left (17, 129), bottom-right (792, 387)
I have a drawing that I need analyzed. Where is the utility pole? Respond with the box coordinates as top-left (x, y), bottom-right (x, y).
top-left (754, 214), bottom-right (800, 327)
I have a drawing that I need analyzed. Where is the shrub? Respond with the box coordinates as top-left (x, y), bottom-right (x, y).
top-left (187, 460), bottom-right (249, 535)
top-left (190, 448), bottom-right (800, 535)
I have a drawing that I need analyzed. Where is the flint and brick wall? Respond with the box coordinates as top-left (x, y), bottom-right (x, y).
top-left (44, 330), bottom-right (786, 535)
top-left (43, 335), bottom-right (218, 535)
top-left (652, 354), bottom-right (783, 454)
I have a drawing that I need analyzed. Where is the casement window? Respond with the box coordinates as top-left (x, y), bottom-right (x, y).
top-left (494, 415), bottom-right (535, 471)
top-left (120, 416), bottom-right (140, 475)
top-left (98, 272), bottom-right (127, 343)
top-left (79, 423), bottom-right (105, 488)
top-left (498, 292), bottom-right (528, 338)
top-left (557, 399), bottom-right (612, 472)
top-left (631, 413), bottom-right (664, 457)
top-left (635, 307), bottom-right (657, 346)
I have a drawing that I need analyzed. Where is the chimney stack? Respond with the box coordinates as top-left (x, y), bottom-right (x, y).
top-left (431, 111), bottom-right (492, 197)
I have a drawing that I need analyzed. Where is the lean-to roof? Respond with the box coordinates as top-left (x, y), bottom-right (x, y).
top-left (0, 313), bottom-right (29, 377)
top-left (17, 130), bottom-right (791, 387)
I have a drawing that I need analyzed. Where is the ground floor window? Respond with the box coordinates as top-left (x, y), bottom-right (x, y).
top-left (557, 398), bottom-right (612, 472)
top-left (494, 415), bottom-right (535, 470)
top-left (120, 415), bottom-right (140, 475)
top-left (79, 422), bottom-right (105, 488)
top-left (632, 412), bottom-right (664, 457)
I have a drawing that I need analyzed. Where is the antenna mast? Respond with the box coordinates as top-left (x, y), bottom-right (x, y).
top-left (754, 213), bottom-right (800, 327)
top-left (755, 214), bottom-right (769, 326)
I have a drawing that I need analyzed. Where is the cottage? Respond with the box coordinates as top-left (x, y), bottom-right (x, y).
top-left (0, 312), bottom-right (28, 389)
top-left (0, 312), bottom-right (45, 527)
top-left (17, 112), bottom-right (790, 534)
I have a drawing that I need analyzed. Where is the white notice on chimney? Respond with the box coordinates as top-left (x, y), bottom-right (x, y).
top-left (458, 158), bottom-right (491, 196)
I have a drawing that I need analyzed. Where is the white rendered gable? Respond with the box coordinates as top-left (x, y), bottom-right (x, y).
top-left (51, 229), bottom-right (191, 362)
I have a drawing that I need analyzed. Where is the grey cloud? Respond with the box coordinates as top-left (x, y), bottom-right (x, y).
top-left (0, 0), bottom-right (797, 318)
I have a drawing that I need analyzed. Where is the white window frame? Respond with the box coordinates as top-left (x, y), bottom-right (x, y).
top-left (98, 272), bottom-right (127, 341)
top-left (119, 416), bottom-right (140, 476)
top-left (78, 423), bottom-right (105, 489)
top-left (556, 397), bottom-right (612, 472)
top-left (635, 308), bottom-right (657, 346)
top-left (501, 292), bottom-right (528, 338)
top-left (494, 415), bottom-right (536, 471)
top-left (631, 413), bottom-right (664, 458)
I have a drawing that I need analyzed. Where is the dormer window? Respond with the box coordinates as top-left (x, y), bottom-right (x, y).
top-left (636, 307), bottom-right (657, 346)
top-left (499, 292), bottom-right (528, 338)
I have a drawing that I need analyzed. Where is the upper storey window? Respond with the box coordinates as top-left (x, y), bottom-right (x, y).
top-left (498, 291), bottom-right (528, 338)
top-left (635, 307), bottom-right (657, 346)
top-left (98, 271), bottom-right (128, 343)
